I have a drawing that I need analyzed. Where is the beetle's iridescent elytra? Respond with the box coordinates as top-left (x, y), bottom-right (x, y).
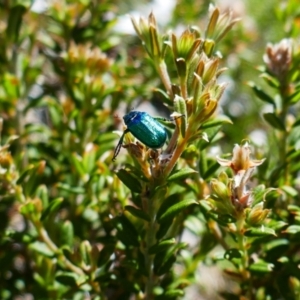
top-left (112, 111), bottom-right (167, 161)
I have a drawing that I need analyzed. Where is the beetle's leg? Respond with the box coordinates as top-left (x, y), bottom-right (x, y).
top-left (112, 129), bottom-right (129, 161)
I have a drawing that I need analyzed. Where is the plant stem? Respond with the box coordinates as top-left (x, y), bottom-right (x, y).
top-left (278, 94), bottom-right (289, 184)
top-left (272, 79), bottom-right (290, 187)
top-left (36, 221), bottom-right (85, 275)
top-left (156, 60), bottom-right (173, 99)
top-left (235, 215), bottom-right (253, 298)
top-left (236, 216), bottom-right (247, 270)
top-left (144, 198), bottom-right (156, 299)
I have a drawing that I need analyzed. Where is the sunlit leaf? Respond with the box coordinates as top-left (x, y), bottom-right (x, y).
top-left (149, 238), bottom-right (176, 254)
top-left (248, 82), bottom-right (275, 105)
top-left (29, 241), bottom-right (55, 257)
top-left (116, 169), bottom-right (142, 193)
top-left (244, 227), bottom-right (276, 237)
top-left (201, 115), bottom-right (233, 129)
top-left (167, 167), bottom-right (198, 182)
top-left (249, 260), bottom-right (274, 273)
top-left (158, 199), bottom-right (198, 223)
top-left (284, 225), bottom-right (300, 235)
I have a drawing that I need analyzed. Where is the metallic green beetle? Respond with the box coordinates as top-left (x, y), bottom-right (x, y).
top-left (112, 111), bottom-right (167, 161)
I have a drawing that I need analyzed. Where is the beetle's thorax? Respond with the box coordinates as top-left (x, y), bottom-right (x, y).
top-left (123, 111), bottom-right (146, 126)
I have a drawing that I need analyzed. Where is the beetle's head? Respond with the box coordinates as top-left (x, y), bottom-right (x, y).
top-left (123, 111), bottom-right (139, 125)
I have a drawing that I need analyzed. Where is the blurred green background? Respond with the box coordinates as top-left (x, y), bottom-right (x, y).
top-left (0, 0), bottom-right (299, 299)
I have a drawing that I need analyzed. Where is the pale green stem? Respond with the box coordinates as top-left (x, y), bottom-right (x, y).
top-left (37, 223), bottom-right (85, 275)
top-left (145, 191), bottom-right (157, 300)
top-left (235, 214), bottom-right (253, 299)
top-left (156, 60), bottom-right (173, 99)
top-left (236, 216), bottom-right (248, 271)
top-left (278, 99), bottom-right (289, 185)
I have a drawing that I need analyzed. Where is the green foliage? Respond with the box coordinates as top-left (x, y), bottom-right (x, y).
top-left (1, 0), bottom-right (300, 299)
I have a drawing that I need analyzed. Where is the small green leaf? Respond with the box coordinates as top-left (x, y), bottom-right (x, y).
top-left (267, 221), bottom-right (287, 232)
top-left (244, 227), bottom-right (276, 237)
top-left (248, 82), bottom-right (275, 105)
top-left (167, 168), bottom-right (198, 182)
top-left (199, 150), bottom-right (207, 177)
top-left (29, 241), bottom-right (55, 257)
top-left (263, 113), bottom-right (285, 131)
top-left (40, 198), bottom-right (64, 222)
top-left (69, 153), bottom-right (86, 177)
top-left (277, 256), bottom-right (289, 263)
top-left (149, 238), bottom-right (176, 255)
top-left (164, 289), bottom-right (184, 298)
top-left (264, 239), bottom-right (289, 252)
top-left (201, 115), bottom-right (233, 129)
top-left (284, 225), bottom-right (300, 235)
top-left (251, 185), bottom-right (267, 206)
top-left (36, 185), bottom-right (49, 209)
top-left (125, 205), bottom-right (150, 222)
top-left (80, 240), bottom-right (92, 267)
top-left (59, 220), bottom-right (74, 248)
top-left (281, 185), bottom-right (298, 198)
top-left (83, 145), bottom-right (97, 174)
top-left (288, 204), bottom-right (300, 214)
top-left (33, 273), bottom-right (45, 287)
top-left (57, 183), bottom-right (85, 194)
top-left (116, 169), bottom-right (142, 193)
top-left (158, 199), bottom-right (198, 223)
top-left (260, 73), bottom-right (280, 88)
top-left (249, 260), bottom-right (274, 273)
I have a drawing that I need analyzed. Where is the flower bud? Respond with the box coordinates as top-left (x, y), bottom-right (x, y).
top-left (210, 178), bottom-right (230, 201)
top-left (246, 202), bottom-right (269, 226)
